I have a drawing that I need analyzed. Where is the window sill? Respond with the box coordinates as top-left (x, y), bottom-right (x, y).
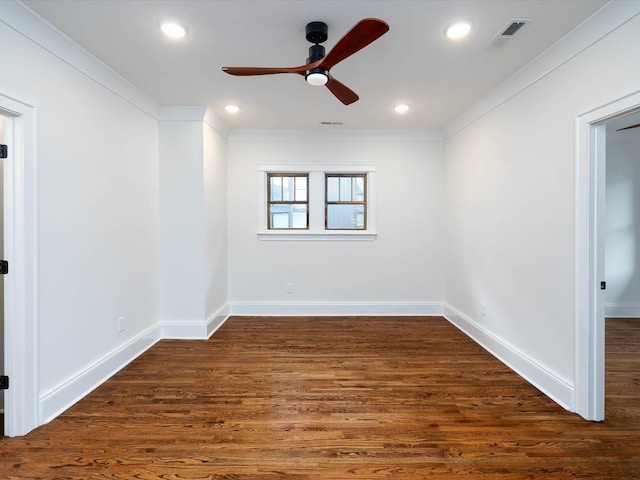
top-left (257, 231), bottom-right (377, 241)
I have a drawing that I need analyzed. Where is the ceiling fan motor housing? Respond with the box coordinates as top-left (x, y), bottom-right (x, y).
top-left (307, 44), bottom-right (325, 63)
top-left (306, 21), bottom-right (328, 44)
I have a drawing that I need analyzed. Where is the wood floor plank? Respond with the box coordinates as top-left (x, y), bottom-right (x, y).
top-left (1, 316), bottom-right (639, 479)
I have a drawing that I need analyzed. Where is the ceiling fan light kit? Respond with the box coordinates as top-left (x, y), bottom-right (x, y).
top-left (306, 71), bottom-right (329, 86)
top-left (221, 18), bottom-right (389, 105)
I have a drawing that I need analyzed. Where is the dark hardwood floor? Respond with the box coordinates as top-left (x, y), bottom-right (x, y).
top-left (1, 316), bottom-right (638, 479)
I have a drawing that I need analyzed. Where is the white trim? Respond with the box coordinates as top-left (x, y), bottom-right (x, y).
top-left (39, 324), bottom-right (162, 425)
top-left (257, 231), bottom-right (377, 241)
top-left (575, 89), bottom-right (640, 421)
top-left (443, 2), bottom-right (640, 138)
top-left (159, 106), bottom-right (208, 122)
top-left (605, 303), bottom-right (640, 318)
top-left (258, 163), bottom-right (376, 173)
top-left (204, 108), bottom-right (231, 139)
top-left (229, 302), bottom-right (443, 317)
top-left (443, 305), bottom-right (574, 411)
top-left (206, 306), bottom-right (230, 338)
top-left (0, 1), bottom-right (161, 119)
top-left (229, 129), bottom-right (443, 143)
top-left (160, 304), bottom-right (230, 339)
top-left (0, 94), bottom-right (39, 437)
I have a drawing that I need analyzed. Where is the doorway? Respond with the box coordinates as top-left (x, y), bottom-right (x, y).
top-left (604, 114), bottom-right (640, 319)
top-left (0, 95), bottom-right (39, 437)
top-left (575, 90), bottom-right (640, 421)
top-left (0, 113), bottom-right (5, 435)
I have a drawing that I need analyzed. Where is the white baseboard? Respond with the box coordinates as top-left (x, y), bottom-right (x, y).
top-left (605, 302), bottom-right (640, 318)
top-left (160, 304), bottom-right (230, 339)
top-left (37, 305), bottom-right (231, 425)
top-left (443, 304), bottom-right (574, 412)
top-left (39, 323), bottom-right (162, 424)
top-left (229, 301), bottom-right (443, 317)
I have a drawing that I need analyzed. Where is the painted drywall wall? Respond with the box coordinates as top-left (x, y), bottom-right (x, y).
top-left (443, 11), bottom-right (640, 389)
top-left (0, 19), bottom-right (160, 402)
top-left (227, 130), bottom-right (443, 312)
top-left (203, 117), bottom-right (228, 320)
top-left (159, 109), bottom-right (228, 333)
top-left (159, 118), bottom-right (206, 325)
top-left (606, 134), bottom-right (640, 317)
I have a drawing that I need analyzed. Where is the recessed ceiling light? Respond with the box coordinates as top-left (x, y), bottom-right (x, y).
top-left (394, 104), bottom-right (410, 114)
top-left (160, 22), bottom-right (187, 39)
top-left (446, 21), bottom-right (472, 40)
top-left (225, 104), bottom-right (240, 114)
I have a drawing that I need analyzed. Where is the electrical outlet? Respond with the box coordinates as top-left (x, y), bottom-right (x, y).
top-left (117, 316), bottom-right (126, 333)
top-left (480, 303), bottom-right (487, 317)
top-left (285, 282), bottom-right (294, 294)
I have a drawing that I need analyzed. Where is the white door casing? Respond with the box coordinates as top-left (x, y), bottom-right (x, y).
top-left (0, 94), bottom-right (39, 437)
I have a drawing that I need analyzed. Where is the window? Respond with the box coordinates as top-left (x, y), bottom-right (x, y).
top-left (258, 164), bottom-right (376, 240)
top-left (325, 174), bottom-right (366, 230)
top-left (267, 173), bottom-right (308, 229)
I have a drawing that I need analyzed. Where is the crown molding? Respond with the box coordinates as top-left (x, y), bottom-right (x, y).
top-left (2, 1), bottom-right (161, 118)
top-left (443, 1), bottom-right (640, 138)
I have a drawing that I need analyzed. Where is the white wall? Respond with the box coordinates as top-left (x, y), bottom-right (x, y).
top-left (606, 134), bottom-right (640, 317)
top-left (0, 13), bottom-right (160, 418)
top-left (159, 108), bottom-right (228, 336)
top-left (203, 114), bottom-right (229, 321)
top-left (443, 8), bottom-right (640, 405)
top-left (159, 117), bottom-right (206, 325)
top-left (227, 130), bottom-right (443, 314)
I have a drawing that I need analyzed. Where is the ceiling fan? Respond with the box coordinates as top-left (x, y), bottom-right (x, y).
top-left (617, 122), bottom-right (640, 131)
top-left (221, 18), bottom-right (389, 105)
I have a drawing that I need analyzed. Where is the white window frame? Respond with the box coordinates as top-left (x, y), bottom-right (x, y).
top-left (257, 163), bottom-right (377, 241)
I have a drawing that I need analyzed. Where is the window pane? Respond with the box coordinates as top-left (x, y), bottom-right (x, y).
top-left (355, 176), bottom-right (365, 201)
top-left (339, 177), bottom-right (352, 201)
top-left (327, 204), bottom-right (365, 230)
top-left (282, 177), bottom-right (294, 201)
top-left (269, 204), bottom-right (307, 229)
top-left (291, 205), bottom-right (307, 228)
top-left (270, 176), bottom-right (282, 201)
top-left (327, 176), bottom-right (339, 202)
top-left (295, 176), bottom-right (307, 201)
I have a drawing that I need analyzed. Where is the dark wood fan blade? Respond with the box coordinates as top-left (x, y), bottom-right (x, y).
top-left (617, 122), bottom-right (640, 131)
top-left (221, 63), bottom-right (315, 76)
top-left (326, 77), bottom-right (359, 105)
top-left (320, 18), bottom-right (389, 70)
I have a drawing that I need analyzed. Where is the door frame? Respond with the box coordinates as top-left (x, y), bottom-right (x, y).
top-left (1, 94), bottom-right (39, 437)
top-left (575, 89), bottom-right (640, 421)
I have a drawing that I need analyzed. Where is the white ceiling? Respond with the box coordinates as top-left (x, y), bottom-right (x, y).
top-left (22, 0), bottom-right (608, 131)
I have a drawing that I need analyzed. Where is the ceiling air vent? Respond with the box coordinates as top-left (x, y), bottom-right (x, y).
top-left (488, 18), bottom-right (532, 47)
top-left (502, 21), bottom-right (526, 36)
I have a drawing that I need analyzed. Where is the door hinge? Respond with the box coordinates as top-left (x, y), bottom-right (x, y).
top-left (0, 376), bottom-right (8, 390)
top-left (0, 260), bottom-right (8, 275)
top-left (0, 144), bottom-right (7, 159)
top-left (600, 281), bottom-right (607, 290)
